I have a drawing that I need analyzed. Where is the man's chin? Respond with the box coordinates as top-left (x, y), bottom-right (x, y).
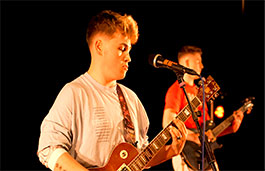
top-left (117, 73), bottom-right (127, 81)
top-left (194, 75), bottom-right (200, 79)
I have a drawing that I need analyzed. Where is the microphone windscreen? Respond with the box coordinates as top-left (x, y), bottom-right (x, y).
top-left (148, 54), bottom-right (156, 66)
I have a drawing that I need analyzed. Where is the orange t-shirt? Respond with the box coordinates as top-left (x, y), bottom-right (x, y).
top-left (164, 80), bottom-right (210, 129)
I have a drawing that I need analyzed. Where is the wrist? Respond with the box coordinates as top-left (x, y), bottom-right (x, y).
top-left (48, 148), bottom-right (67, 170)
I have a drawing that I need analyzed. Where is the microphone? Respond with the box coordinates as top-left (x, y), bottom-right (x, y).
top-left (148, 54), bottom-right (200, 76)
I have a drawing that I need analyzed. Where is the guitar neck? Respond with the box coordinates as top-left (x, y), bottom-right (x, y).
top-left (127, 124), bottom-right (172, 170)
top-left (212, 105), bottom-right (247, 137)
top-left (127, 96), bottom-right (202, 171)
top-left (212, 114), bottom-right (234, 137)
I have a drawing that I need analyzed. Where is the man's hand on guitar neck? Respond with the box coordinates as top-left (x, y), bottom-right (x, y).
top-left (169, 119), bottom-right (188, 155)
top-left (187, 110), bottom-right (244, 145)
top-left (145, 119), bottom-right (188, 168)
top-left (231, 110), bottom-right (244, 133)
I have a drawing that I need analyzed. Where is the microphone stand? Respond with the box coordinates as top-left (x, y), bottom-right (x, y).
top-left (174, 71), bottom-right (219, 171)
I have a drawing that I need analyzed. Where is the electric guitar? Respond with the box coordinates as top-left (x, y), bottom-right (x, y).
top-left (90, 75), bottom-right (220, 171)
top-left (181, 97), bottom-right (254, 170)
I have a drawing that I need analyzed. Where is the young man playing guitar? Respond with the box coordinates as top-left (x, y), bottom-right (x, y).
top-left (162, 45), bottom-right (244, 171)
top-left (37, 10), bottom-right (187, 171)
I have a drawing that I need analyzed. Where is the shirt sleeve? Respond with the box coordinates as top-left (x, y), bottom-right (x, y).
top-left (37, 145), bottom-right (67, 169)
top-left (38, 83), bottom-right (74, 154)
top-left (164, 81), bottom-right (211, 129)
top-left (164, 81), bottom-right (183, 113)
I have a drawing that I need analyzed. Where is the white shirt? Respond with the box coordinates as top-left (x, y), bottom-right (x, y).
top-left (37, 72), bottom-right (149, 168)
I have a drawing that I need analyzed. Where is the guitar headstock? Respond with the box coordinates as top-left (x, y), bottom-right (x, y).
top-left (242, 97), bottom-right (255, 114)
top-left (197, 75), bottom-right (220, 102)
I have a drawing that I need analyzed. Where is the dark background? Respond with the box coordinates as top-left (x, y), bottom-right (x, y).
top-left (1, 1), bottom-right (264, 170)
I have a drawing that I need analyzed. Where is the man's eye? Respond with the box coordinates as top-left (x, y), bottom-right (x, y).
top-left (119, 47), bottom-right (126, 52)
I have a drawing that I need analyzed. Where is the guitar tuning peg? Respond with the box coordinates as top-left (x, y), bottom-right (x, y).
top-left (249, 97), bottom-right (255, 100)
top-left (214, 93), bottom-right (219, 98)
top-left (242, 97), bottom-right (255, 103)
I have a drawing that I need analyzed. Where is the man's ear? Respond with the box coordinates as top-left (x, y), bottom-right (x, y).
top-left (95, 39), bottom-right (103, 55)
top-left (185, 59), bottom-right (190, 67)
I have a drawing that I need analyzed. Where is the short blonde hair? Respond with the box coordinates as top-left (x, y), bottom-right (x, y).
top-left (86, 10), bottom-right (139, 46)
top-left (178, 45), bottom-right (202, 62)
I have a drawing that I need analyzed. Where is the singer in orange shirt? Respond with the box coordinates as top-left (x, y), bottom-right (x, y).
top-left (162, 45), bottom-right (244, 171)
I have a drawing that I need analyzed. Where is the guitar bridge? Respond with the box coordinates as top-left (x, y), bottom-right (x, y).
top-left (117, 163), bottom-right (131, 171)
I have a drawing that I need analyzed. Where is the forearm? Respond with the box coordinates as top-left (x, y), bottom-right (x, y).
top-left (218, 126), bottom-right (235, 137)
top-left (38, 146), bottom-right (87, 171)
top-left (218, 113), bottom-right (243, 137)
top-left (54, 152), bottom-right (88, 171)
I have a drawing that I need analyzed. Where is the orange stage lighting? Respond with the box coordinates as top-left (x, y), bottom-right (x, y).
top-left (242, 0), bottom-right (245, 14)
top-left (214, 106), bottom-right (224, 119)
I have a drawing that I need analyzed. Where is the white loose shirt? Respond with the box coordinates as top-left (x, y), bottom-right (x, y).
top-left (37, 72), bottom-right (149, 168)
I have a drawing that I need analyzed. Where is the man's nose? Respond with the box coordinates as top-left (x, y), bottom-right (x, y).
top-left (200, 63), bottom-right (204, 69)
top-left (125, 54), bottom-right (131, 63)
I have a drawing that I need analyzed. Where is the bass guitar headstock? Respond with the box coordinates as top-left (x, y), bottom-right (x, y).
top-left (242, 97), bottom-right (255, 114)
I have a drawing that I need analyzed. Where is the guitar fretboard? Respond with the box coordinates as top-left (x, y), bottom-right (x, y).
top-left (128, 96), bottom-right (202, 171)
top-left (212, 115), bottom-right (234, 137)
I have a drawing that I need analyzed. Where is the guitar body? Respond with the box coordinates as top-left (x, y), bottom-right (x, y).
top-left (181, 121), bottom-right (222, 170)
top-left (181, 140), bottom-right (222, 170)
top-left (89, 142), bottom-right (139, 171)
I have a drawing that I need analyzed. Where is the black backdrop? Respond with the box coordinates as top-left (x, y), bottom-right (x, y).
top-left (2, 1), bottom-right (264, 170)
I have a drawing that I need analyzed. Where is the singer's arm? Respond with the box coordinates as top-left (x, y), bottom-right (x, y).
top-left (162, 108), bottom-right (176, 128)
top-left (54, 152), bottom-right (88, 171)
top-left (38, 146), bottom-right (87, 171)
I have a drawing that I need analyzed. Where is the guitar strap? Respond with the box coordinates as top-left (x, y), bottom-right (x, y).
top-left (116, 84), bottom-right (136, 146)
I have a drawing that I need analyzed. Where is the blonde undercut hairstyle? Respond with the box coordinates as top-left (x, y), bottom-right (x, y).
top-left (177, 45), bottom-right (202, 62)
top-left (86, 10), bottom-right (139, 46)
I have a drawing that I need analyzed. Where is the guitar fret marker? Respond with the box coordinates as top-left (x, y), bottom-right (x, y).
top-left (184, 109), bottom-right (190, 116)
top-left (152, 143), bottom-right (159, 150)
top-left (161, 133), bottom-right (167, 140)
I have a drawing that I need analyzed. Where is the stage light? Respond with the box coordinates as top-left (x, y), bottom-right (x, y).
top-left (214, 106), bottom-right (224, 118)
